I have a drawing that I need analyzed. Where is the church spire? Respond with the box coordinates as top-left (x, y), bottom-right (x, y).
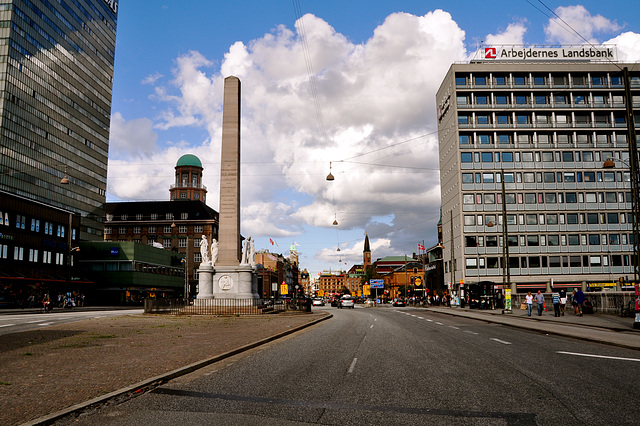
top-left (363, 233), bottom-right (371, 271)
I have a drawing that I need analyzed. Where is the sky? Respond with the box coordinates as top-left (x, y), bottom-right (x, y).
top-left (107, 1), bottom-right (640, 278)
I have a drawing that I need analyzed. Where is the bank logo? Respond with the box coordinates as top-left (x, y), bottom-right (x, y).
top-left (485, 47), bottom-right (497, 59)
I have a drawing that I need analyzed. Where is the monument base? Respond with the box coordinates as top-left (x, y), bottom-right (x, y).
top-left (210, 264), bottom-right (259, 299)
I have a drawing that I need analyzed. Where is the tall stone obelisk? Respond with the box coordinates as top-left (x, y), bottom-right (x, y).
top-left (218, 76), bottom-right (242, 267)
top-left (200, 76), bottom-right (258, 301)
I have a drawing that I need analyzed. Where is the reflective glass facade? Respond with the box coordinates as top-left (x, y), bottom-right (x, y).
top-left (0, 0), bottom-right (117, 240)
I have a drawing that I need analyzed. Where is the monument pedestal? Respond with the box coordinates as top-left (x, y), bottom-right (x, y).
top-left (196, 263), bottom-right (214, 300)
top-left (212, 265), bottom-right (259, 300)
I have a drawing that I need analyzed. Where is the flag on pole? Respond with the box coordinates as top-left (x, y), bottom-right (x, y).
top-left (418, 243), bottom-right (425, 251)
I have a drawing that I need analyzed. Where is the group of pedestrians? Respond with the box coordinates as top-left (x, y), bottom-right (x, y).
top-left (524, 288), bottom-right (584, 317)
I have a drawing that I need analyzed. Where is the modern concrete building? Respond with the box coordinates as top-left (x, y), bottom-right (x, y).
top-left (0, 0), bottom-right (118, 240)
top-left (437, 46), bottom-right (639, 296)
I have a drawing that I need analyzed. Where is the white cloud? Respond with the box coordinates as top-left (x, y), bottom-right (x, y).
top-left (317, 237), bottom-right (392, 267)
top-left (108, 9), bottom-right (466, 263)
top-left (108, 112), bottom-right (158, 158)
top-left (605, 32), bottom-right (640, 61)
top-left (141, 72), bottom-right (163, 85)
top-left (108, 6), bottom-right (640, 272)
top-left (484, 21), bottom-right (528, 46)
top-left (545, 5), bottom-right (622, 44)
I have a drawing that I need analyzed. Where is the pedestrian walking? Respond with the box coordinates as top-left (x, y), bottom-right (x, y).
top-left (574, 288), bottom-right (585, 316)
top-left (535, 290), bottom-right (545, 316)
top-left (552, 290), bottom-right (561, 317)
top-left (559, 289), bottom-right (566, 316)
top-left (525, 291), bottom-right (534, 317)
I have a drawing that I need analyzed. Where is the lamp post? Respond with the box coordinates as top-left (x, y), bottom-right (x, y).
top-left (171, 222), bottom-right (189, 301)
top-left (603, 67), bottom-right (639, 328)
top-left (487, 169), bottom-right (512, 313)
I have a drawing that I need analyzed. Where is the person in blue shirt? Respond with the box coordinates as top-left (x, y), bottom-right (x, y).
top-left (552, 290), bottom-right (561, 317)
top-left (573, 288), bottom-right (586, 316)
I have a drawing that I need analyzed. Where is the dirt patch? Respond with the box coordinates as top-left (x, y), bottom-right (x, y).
top-left (0, 313), bottom-right (326, 425)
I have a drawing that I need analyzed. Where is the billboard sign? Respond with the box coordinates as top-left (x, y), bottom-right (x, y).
top-left (475, 45), bottom-right (616, 62)
top-left (369, 279), bottom-right (384, 289)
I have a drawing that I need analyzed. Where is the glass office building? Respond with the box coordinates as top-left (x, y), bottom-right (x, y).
top-left (0, 0), bottom-right (118, 240)
top-left (437, 47), bottom-right (639, 294)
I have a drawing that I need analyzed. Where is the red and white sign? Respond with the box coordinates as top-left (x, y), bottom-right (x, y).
top-left (484, 47), bottom-right (497, 59)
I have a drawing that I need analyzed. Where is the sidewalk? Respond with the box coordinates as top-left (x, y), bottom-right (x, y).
top-left (0, 306), bottom-right (139, 315)
top-left (423, 304), bottom-right (640, 350)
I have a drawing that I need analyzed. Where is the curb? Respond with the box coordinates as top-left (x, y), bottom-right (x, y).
top-left (20, 312), bottom-right (332, 426)
top-left (426, 308), bottom-right (640, 351)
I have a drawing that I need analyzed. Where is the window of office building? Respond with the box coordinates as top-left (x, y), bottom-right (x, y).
top-left (494, 76), bottom-right (507, 85)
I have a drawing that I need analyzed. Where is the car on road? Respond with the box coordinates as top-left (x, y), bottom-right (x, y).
top-left (392, 299), bottom-right (406, 307)
top-left (312, 298), bottom-right (325, 306)
top-left (338, 295), bottom-right (355, 309)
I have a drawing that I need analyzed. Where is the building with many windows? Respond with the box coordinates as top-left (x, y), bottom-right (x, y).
top-left (0, 0), bottom-right (118, 240)
top-left (437, 46), bottom-right (639, 296)
top-left (0, 189), bottom-right (82, 306)
top-left (104, 155), bottom-right (218, 299)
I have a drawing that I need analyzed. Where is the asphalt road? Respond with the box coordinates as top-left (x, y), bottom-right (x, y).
top-left (59, 305), bottom-right (640, 425)
top-left (0, 309), bottom-right (143, 335)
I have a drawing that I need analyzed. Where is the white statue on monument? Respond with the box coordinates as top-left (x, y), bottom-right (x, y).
top-left (241, 236), bottom-right (255, 266)
top-left (210, 239), bottom-right (218, 267)
top-left (200, 235), bottom-right (210, 264)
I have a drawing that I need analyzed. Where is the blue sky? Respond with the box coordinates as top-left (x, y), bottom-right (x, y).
top-left (107, 1), bottom-right (640, 278)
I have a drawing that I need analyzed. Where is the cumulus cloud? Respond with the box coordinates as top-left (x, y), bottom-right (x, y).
top-left (484, 21), bottom-right (528, 46)
top-left (545, 5), bottom-right (622, 44)
top-left (605, 32), bottom-right (640, 61)
top-left (108, 112), bottom-right (158, 158)
top-left (108, 6), bottom-right (640, 270)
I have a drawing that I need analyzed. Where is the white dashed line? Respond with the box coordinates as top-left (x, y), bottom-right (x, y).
top-left (0, 324), bottom-right (15, 328)
top-left (348, 358), bottom-right (358, 373)
top-left (557, 351), bottom-right (640, 362)
top-left (490, 338), bottom-right (512, 345)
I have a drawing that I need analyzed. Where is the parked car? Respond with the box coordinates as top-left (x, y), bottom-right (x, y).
top-left (312, 298), bottom-right (325, 306)
top-left (330, 298), bottom-right (341, 307)
top-left (338, 295), bottom-right (355, 309)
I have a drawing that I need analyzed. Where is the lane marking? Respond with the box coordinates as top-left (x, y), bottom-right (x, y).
top-left (348, 358), bottom-right (358, 373)
top-left (435, 322), bottom-right (443, 325)
top-left (416, 317), bottom-right (424, 320)
top-left (464, 330), bottom-right (479, 335)
top-left (370, 324), bottom-right (374, 329)
top-left (37, 323), bottom-right (54, 326)
top-left (557, 351), bottom-right (640, 362)
top-left (426, 319), bottom-right (433, 322)
top-left (0, 324), bottom-right (15, 328)
top-left (490, 338), bottom-right (512, 345)
top-left (27, 319), bottom-right (47, 323)
top-left (449, 326), bottom-right (460, 330)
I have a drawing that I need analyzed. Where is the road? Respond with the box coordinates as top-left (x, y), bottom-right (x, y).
top-left (0, 309), bottom-right (143, 335)
top-left (61, 305), bottom-right (640, 425)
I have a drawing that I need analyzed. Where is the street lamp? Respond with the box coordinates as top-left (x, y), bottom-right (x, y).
top-left (486, 169), bottom-right (512, 313)
top-left (171, 222), bottom-right (189, 301)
